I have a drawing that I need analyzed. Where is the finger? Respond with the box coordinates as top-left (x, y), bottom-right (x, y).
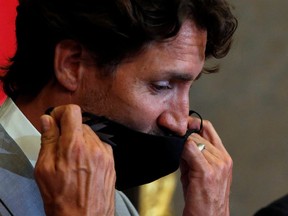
top-left (50, 105), bottom-right (83, 138)
top-left (181, 137), bottom-right (209, 173)
top-left (38, 114), bottom-right (59, 160)
top-left (201, 148), bottom-right (223, 166)
top-left (188, 116), bottom-right (202, 131)
top-left (183, 134), bottom-right (224, 168)
top-left (35, 114), bottom-right (59, 177)
top-left (50, 105), bottom-right (84, 156)
top-left (82, 124), bottom-right (110, 152)
top-left (191, 132), bottom-right (233, 179)
top-left (82, 123), bottom-right (115, 165)
top-left (200, 120), bottom-right (227, 152)
top-left (189, 133), bottom-right (223, 159)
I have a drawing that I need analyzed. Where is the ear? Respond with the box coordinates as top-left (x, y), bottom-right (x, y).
top-left (54, 40), bottom-right (84, 91)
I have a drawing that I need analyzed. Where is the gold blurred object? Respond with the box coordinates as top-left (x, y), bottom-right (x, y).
top-left (139, 172), bottom-right (177, 216)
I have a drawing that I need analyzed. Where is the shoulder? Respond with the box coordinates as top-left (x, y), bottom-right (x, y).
top-left (115, 190), bottom-right (139, 216)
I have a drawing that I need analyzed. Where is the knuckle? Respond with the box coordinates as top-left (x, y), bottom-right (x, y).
top-left (34, 165), bottom-right (41, 177)
top-left (217, 156), bottom-right (233, 174)
top-left (202, 169), bottom-right (215, 183)
top-left (225, 156), bottom-right (233, 172)
top-left (226, 156), bottom-right (233, 168)
top-left (41, 133), bottom-right (58, 145)
top-left (67, 104), bottom-right (81, 113)
top-left (82, 124), bottom-right (91, 131)
top-left (34, 161), bottom-right (51, 179)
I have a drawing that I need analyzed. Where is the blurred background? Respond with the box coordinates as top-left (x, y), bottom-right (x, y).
top-left (1, 0), bottom-right (288, 216)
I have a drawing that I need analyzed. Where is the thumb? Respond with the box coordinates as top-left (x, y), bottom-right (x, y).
top-left (40, 114), bottom-right (59, 146)
top-left (35, 114), bottom-right (59, 178)
top-left (36, 114), bottom-right (59, 165)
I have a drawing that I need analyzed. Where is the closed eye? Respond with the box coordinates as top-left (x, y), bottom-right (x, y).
top-left (152, 81), bottom-right (172, 91)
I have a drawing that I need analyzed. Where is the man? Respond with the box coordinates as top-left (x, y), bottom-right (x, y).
top-left (0, 0), bottom-right (237, 215)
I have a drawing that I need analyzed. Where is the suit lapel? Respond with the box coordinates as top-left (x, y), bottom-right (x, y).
top-left (0, 124), bottom-right (45, 216)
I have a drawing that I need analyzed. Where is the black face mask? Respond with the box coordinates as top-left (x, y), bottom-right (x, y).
top-left (82, 110), bottom-right (203, 190)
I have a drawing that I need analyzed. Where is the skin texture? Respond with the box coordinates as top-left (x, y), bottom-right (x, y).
top-left (182, 118), bottom-right (232, 216)
top-left (79, 21), bottom-right (206, 136)
top-left (35, 105), bottom-right (115, 216)
top-left (19, 20), bottom-right (232, 215)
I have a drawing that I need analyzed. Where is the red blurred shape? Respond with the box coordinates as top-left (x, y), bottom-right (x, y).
top-left (0, 0), bottom-right (18, 104)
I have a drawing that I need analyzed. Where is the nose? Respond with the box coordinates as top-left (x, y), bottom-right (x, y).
top-left (157, 106), bottom-right (189, 137)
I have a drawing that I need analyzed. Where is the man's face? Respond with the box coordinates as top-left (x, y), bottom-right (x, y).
top-left (81, 20), bottom-right (207, 136)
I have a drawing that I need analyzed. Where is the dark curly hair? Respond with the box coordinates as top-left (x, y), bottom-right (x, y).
top-left (0, 0), bottom-right (237, 100)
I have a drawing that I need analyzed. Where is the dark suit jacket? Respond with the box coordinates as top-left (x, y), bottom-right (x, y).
top-left (254, 195), bottom-right (288, 216)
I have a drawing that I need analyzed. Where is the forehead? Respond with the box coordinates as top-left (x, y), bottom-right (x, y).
top-left (156, 20), bottom-right (207, 59)
top-left (112, 20), bottom-right (207, 82)
top-left (138, 21), bottom-right (207, 77)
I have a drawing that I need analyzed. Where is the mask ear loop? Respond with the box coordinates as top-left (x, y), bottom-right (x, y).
top-left (188, 110), bottom-right (203, 134)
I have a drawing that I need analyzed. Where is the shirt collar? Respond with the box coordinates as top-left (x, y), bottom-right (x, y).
top-left (0, 97), bottom-right (40, 167)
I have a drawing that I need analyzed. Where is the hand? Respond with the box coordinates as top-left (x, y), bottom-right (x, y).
top-left (34, 105), bottom-right (116, 216)
top-left (180, 117), bottom-right (232, 216)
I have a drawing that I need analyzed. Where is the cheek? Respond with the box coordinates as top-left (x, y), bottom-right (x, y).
top-left (110, 92), bottom-right (163, 132)
top-left (80, 86), bottom-right (110, 114)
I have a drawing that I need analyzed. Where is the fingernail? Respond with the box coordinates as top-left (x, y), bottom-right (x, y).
top-left (40, 115), bottom-right (51, 133)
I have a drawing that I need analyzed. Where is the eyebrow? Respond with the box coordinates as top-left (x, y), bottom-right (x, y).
top-left (158, 70), bottom-right (198, 81)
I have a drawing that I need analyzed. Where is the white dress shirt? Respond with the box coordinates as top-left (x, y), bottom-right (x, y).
top-left (0, 97), bottom-right (40, 167)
